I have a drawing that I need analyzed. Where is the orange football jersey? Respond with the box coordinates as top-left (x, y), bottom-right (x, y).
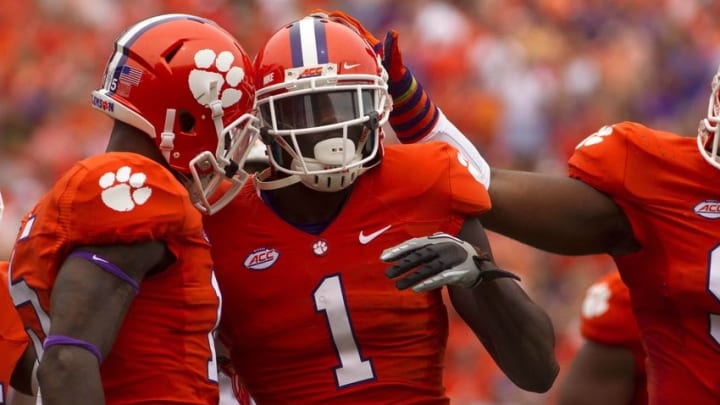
top-left (205, 142), bottom-right (491, 404)
top-left (7, 152), bottom-right (220, 404)
top-left (580, 270), bottom-right (646, 405)
top-left (0, 261), bottom-right (29, 403)
top-left (570, 122), bottom-right (720, 404)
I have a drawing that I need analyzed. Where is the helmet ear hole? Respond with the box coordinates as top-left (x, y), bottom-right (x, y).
top-left (179, 110), bottom-right (195, 132)
top-left (163, 41), bottom-right (183, 63)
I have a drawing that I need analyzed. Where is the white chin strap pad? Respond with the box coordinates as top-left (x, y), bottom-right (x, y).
top-left (313, 137), bottom-right (356, 166)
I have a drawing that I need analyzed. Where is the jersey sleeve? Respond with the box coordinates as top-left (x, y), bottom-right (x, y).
top-left (438, 142), bottom-right (492, 216)
top-left (580, 271), bottom-right (642, 347)
top-left (0, 262), bottom-right (28, 344)
top-left (0, 262), bottom-right (29, 402)
top-left (568, 122), bottom-right (637, 200)
top-left (56, 154), bottom-right (196, 246)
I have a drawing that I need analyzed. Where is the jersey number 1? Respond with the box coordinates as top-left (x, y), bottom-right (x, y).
top-left (708, 246), bottom-right (720, 346)
top-left (313, 275), bottom-right (375, 387)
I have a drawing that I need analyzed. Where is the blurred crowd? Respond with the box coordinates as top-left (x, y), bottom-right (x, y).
top-left (2, 0), bottom-right (718, 404)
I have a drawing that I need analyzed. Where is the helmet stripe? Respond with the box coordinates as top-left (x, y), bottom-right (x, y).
top-left (288, 21), bottom-right (303, 67)
top-left (313, 18), bottom-right (328, 64)
top-left (103, 14), bottom-right (209, 92)
top-left (289, 17), bottom-right (328, 68)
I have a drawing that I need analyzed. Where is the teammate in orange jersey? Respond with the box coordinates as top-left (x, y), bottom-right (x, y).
top-left (0, 192), bottom-right (36, 405)
top-left (558, 271), bottom-right (647, 405)
top-left (335, 11), bottom-right (720, 405)
top-left (203, 15), bottom-right (558, 405)
top-left (0, 259), bottom-right (30, 404)
top-left (7, 14), bottom-right (258, 405)
top-left (217, 145), bottom-right (269, 405)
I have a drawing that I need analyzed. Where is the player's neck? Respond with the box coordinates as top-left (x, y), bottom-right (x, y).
top-left (265, 184), bottom-right (353, 226)
top-left (105, 121), bottom-right (166, 165)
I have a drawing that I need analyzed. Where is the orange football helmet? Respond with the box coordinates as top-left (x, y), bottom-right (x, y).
top-left (91, 13), bottom-right (258, 214)
top-left (253, 15), bottom-right (391, 192)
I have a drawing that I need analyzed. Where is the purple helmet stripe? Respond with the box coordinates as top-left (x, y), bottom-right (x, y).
top-left (313, 18), bottom-right (328, 64)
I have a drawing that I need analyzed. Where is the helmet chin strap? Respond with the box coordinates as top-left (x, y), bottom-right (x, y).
top-left (159, 109), bottom-right (176, 163)
top-left (207, 81), bottom-right (225, 148)
top-left (253, 168), bottom-right (303, 191)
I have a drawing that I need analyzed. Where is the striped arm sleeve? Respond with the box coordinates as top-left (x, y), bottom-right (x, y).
top-left (388, 69), bottom-right (440, 144)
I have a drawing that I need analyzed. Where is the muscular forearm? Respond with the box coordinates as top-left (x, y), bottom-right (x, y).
top-left (38, 346), bottom-right (104, 405)
top-left (482, 168), bottom-right (632, 255)
top-left (449, 280), bottom-right (559, 392)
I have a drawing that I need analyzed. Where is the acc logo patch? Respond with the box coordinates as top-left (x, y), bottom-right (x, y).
top-left (244, 247), bottom-right (279, 270)
top-left (694, 200), bottom-right (720, 219)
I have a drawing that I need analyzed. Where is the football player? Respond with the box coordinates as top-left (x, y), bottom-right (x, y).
top-left (0, 260), bottom-right (36, 405)
top-left (7, 14), bottom-right (258, 405)
top-left (334, 10), bottom-right (720, 404)
top-left (558, 271), bottom-right (647, 405)
top-left (1, 193), bottom-right (37, 405)
top-left (203, 15), bottom-right (558, 404)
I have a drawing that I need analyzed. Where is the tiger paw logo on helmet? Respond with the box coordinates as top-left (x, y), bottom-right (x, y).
top-left (99, 166), bottom-right (152, 212)
top-left (189, 49), bottom-right (246, 107)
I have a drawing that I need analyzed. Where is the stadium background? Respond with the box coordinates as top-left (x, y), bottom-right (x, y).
top-left (1, 0), bottom-right (718, 403)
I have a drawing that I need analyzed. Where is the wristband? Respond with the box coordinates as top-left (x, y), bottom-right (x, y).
top-left (44, 335), bottom-right (103, 364)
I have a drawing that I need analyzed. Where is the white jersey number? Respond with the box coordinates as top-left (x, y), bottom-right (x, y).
top-left (207, 270), bottom-right (222, 383)
top-left (313, 275), bottom-right (375, 387)
top-left (708, 246), bottom-right (720, 345)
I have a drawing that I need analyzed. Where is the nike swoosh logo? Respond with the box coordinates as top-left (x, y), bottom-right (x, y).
top-left (343, 62), bottom-right (361, 70)
top-left (92, 254), bottom-right (109, 263)
top-left (359, 225), bottom-right (392, 245)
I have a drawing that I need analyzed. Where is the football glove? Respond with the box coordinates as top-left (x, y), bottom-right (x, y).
top-left (312, 9), bottom-right (406, 81)
top-left (381, 233), bottom-right (520, 292)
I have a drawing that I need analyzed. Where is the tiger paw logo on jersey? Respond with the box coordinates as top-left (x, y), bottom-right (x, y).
top-left (189, 49), bottom-right (246, 108)
top-left (576, 125), bottom-right (614, 149)
top-left (312, 239), bottom-right (329, 256)
top-left (581, 281), bottom-right (611, 318)
top-left (99, 166), bottom-right (152, 212)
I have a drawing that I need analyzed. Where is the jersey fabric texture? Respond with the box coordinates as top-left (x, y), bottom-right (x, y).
top-left (8, 152), bottom-right (220, 404)
top-left (569, 122), bottom-right (720, 404)
top-left (581, 270), bottom-right (646, 405)
top-left (0, 261), bottom-right (29, 402)
top-left (204, 141), bottom-right (491, 405)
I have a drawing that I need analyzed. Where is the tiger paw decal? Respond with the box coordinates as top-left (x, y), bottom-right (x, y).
top-left (189, 49), bottom-right (246, 108)
top-left (99, 166), bottom-right (152, 212)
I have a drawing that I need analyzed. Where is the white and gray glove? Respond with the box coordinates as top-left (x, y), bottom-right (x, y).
top-left (380, 232), bottom-right (519, 292)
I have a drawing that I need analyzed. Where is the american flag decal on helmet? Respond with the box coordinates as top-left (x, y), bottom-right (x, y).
top-left (119, 65), bottom-right (143, 86)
